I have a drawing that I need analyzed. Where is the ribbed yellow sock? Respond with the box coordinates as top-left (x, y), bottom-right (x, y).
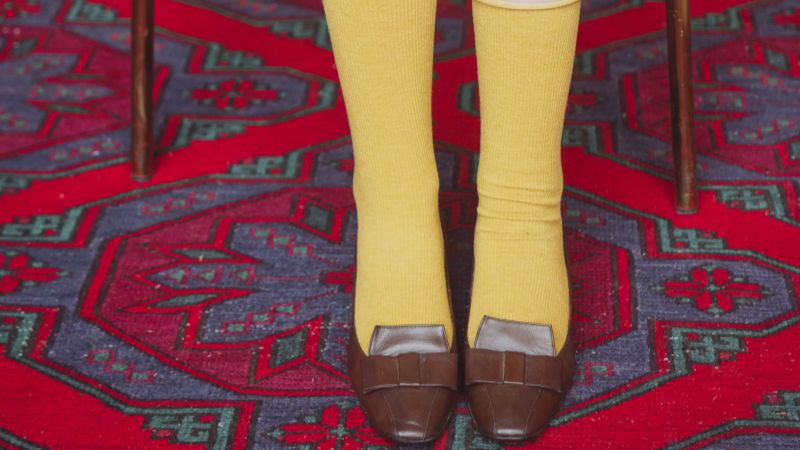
top-left (467, 0), bottom-right (581, 353)
top-left (322, 0), bottom-right (453, 354)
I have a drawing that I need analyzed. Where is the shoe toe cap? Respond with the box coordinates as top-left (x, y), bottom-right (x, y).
top-left (362, 387), bottom-right (455, 443)
top-left (467, 384), bottom-right (561, 440)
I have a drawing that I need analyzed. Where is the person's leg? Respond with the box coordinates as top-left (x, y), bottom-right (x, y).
top-left (321, 0), bottom-right (453, 354)
top-left (468, 0), bottom-right (581, 355)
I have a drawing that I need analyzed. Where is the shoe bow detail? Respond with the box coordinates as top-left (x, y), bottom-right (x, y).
top-left (362, 352), bottom-right (458, 394)
top-left (465, 349), bottom-right (562, 393)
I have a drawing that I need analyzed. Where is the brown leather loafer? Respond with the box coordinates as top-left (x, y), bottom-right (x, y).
top-left (346, 221), bottom-right (458, 444)
top-left (464, 316), bottom-right (576, 441)
top-left (347, 325), bottom-right (458, 443)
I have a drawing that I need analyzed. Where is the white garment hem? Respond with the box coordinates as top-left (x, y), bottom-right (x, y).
top-left (473, 0), bottom-right (581, 10)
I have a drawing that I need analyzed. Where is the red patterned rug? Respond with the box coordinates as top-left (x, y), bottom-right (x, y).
top-left (1, 0), bottom-right (800, 448)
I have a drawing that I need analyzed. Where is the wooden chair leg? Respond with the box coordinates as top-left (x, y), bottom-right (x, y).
top-left (665, 0), bottom-right (697, 213)
top-left (131, 0), bottom-right (155, 181)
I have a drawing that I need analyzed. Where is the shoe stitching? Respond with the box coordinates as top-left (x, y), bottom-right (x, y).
top-left (484, 384), bottom-right (497, 436)
top-left (424, 388), bottom-right (440, 437)
top-left (523, 387), bottom-right (543, 437)
top-left (380, 391), bottom-right (398, 438)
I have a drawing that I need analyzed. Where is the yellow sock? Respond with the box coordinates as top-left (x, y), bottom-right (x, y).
top-left (467, 0), bottom-right (581, 353)
top-left (322, 0), bottom-right (453, 353)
